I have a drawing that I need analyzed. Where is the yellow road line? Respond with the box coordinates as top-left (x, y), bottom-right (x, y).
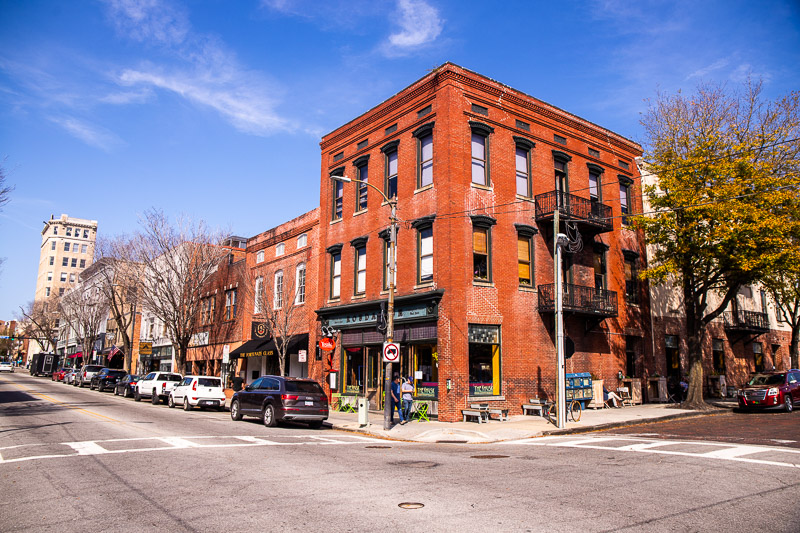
top-left (1, 379), bottom-right (126, 426)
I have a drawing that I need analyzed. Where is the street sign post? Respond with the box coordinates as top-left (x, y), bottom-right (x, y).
top-left (382, 342), bottom-right (400, 363)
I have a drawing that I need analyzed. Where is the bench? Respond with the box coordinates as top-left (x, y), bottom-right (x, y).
top-left (461, 409), bottom-right (485, 423)
top-left (487, 408), bottom-right (509, 421)
top-left (522, 399), bottom-right (549, 417)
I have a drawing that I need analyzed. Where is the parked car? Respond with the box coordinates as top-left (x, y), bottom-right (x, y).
top-left (90, 369), bottom-right (127, 392)
top-left (738, 370), bottom-right (800, 412)
top-left (114, 374), bottom-right (140, 398)
top-left (135, 372), bottom-right (183, 404)
top-left (51, 367), bottom-right (68, 381)
top-left (74, 365), bottom-right (105, 388)
top-left (64, 368), bottom-right (79, 385)
top-left (0, 361), bottom-right (13, 373)
top-left (169, 376), bottom-right (227, 411)
top-left (229, 376), bottom-right (328, 429)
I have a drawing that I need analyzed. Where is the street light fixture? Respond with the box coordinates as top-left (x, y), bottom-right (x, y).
top-left (330, 174), bottom-right (398, 431)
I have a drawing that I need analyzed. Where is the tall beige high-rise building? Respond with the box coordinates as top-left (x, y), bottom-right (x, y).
top-left (34, 214), bottom-right (98, 301)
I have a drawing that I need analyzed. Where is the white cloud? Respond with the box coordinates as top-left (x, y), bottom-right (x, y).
top-left (99, 88), bottom-right (154, 104)
top-left (118, 68), bottom-right (288, 135)
top-left (49, 116), bottom-right (123, 151)
top-left (384, 0), bottom-right (443, 53)
top-left (686, 58), bottom-right (730, 80)
top-left (104, 0), bottom-right (189, 46)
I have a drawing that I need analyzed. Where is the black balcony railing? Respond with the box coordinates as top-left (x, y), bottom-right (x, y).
top-left (538, 283), bottom-right (618, 317)
top-left (534, 190), bottom-right (613, 233)
top-left (723, 310), bottom-right (769, 332)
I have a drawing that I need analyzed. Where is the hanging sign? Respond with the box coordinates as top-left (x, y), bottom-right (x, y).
top-left (319, 337), bottom-right (336, 352)
top-left (382, 342), bottom-right (400, 363)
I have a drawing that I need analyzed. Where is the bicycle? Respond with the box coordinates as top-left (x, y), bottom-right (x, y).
top-left (547, 399), bottom-right (582, 423)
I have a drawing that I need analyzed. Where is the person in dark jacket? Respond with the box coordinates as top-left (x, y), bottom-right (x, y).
top-left (390, 373), bottom-right (404, 425)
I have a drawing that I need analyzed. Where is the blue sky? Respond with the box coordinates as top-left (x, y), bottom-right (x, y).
top-left (1, 0), bottom-right (799, 319)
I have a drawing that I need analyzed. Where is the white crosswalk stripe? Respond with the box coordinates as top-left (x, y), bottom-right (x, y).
top-left (0, 434), bottom-right (397, 465)
top-left (502, 435), bottom-right (800, 469)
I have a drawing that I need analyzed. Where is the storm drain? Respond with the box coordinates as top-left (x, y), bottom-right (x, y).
top-left (436, 440), bottom-right (468, 444)
top-left (398, 502), bottom-right (425, 510)
top-left (365, 445), bottom-right (392, 449)
top-left (470, 454), bottom-right (509, 460)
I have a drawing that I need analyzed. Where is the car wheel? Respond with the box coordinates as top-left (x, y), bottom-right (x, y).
top-left (168, 396), bottom-right (175, 408)
top-left (230, 400), bottom-right (242, 421)
top-left (785, 395), bottom-right (793, 413)
top-left (123, 387), bottom-right (130, 398)
top-left (183, 399), bottom-right (192, 411)
top-left (134, 390), bottom-right (141, 402)
top-left (98, 384), bottom-right (104, 393)
top-left (151, 390), bottom-right (160, 405)
top-left (262, 404), bottom-right (277, 427)
top-left (308, 421), bottom-right (323, 429)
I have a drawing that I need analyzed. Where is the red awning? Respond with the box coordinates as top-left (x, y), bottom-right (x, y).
top-left (68, 352), bottom-right (83, 359)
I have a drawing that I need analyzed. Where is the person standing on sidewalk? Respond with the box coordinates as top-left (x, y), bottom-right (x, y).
top-left (401, 377), bottom-right (414, 424)
top-left (390, 374), bottom-right (404, 425)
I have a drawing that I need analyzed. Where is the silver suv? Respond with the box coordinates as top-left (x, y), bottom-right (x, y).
top-left (75, 365), bottom-right (105, 388)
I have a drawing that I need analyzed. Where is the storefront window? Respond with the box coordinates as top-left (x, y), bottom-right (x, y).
top-left (343, 347), bottom-right (364, 395)
top-left (414, 344), bottom-right (438, 398)
top-left (665, 335), bottom-right (679, 379)
top-left (712, 339), bottom-right (725, 374)
top-left (468, 324), bottom-right (500, 396)
top-left (753, 342), bottom-right (764, 372)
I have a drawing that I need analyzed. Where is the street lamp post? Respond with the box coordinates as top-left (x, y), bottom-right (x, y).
top-left (330, 174), bottom-right (398, 430)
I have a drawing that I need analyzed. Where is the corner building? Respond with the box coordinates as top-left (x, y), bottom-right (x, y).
top-left (315, 64), bottom-right (652, 422)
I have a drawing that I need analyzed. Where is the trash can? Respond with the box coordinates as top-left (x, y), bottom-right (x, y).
top-left (357, 396), bottom-right (369, 427)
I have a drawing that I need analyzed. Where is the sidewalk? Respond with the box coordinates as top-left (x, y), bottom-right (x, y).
top-left (324, 401), bottom-right (734, 443)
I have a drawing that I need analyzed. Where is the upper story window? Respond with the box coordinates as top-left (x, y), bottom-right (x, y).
top-left (354, 244), bottom-right (366, 295)
top-left (71, 258), bottom-right (77, 268)
top-left (587, 163), bottom-right (604, 203)
top-left (66, 227), bottom-right (72, 236)
top-left (327, 244), bottom-right (343, 300)
top-left (553, 150), bottom-right (572, 194)
top-left (275, 243), bottom-right (285, 257)
top-left (47, 271), bottom-right (53, 281)
top-left (64, 242), bottom-right (70, 252)
top-left (623, 250), bottom-right (639, 304)
top-left (619, 159), bottom-right (630, 170)
top-left (413, 122), bottom-right (434, 189)
top-left (515, 119), bottom-right (530, 131)
top-left (80, 259), bottom-right (86, 268)
top-left (256, 250), bottom-right (265, 263)
top-left (385, 123), bottom-right (397, 136)
top-left (225, 289), bottom-right (237, 321)
top-left (297, 233), bottom-right (307, 248)
top-left (333, 151), bottom-right (343, 162)
top-left (593, 243), bottom-right (608, 290)
top-left (81, 244), bottom-right (88, 254)
top-left (515, 224), bottom-right (537, 288)
top-left (471, 103), bottom-right (488, 116)
top-left (274, 270), bottom-right (283, 309)
top-left (471, 215), bottom-right (496, 283)
top-left (53, 226), bottom-right (58, 235)
top-left (295, 263), bottom-right (306, 305)
top-left (60, 272), bottom-right (67, 282)
top-left (331, 167), bottom-right (345, 221)
top-left (554, 134), bottom-right (567, 145)
top-left (51, 241), bottom-right (56, 250)
top-left (514, 137), bottom-right (535, 198)
top-left (357, 139), bottom-right (368, 150)
top-left (354, 155), bottom-right (369, 212)
top-left (84, 229), bottom-right (89, 238)
top-left (619, 175), bottom-right (633, 224)
top-left (381, 141), bottom-right (399, 200)
top-left (417, 105), bottom-right (432, 118)
top-left (62, 257), bottom-right (68, 267)
top-left (470, 122), bottom-right (494, 187)
top-left (49, 256), bottom-right (54, 265)
top-left (588, 147), bottom-right (600, 158)
top-left (254, 276), bottom-right (264, 314)
top-left (201, 296), bottom-right (215, 324)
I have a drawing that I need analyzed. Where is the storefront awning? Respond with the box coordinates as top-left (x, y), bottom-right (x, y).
top-left (68, 351), bottom-right (83, 359)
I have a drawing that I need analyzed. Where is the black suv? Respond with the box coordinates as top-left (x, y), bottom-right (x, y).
top-left (90, 369), bottom-right (128, 392)
top-left (230, 376), bottom-right (328, 429)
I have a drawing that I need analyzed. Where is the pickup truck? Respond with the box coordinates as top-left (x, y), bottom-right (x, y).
top-left (134, 372), bottom-right (183, 405)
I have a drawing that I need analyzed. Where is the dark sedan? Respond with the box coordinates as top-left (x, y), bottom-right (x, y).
top-left (230, 376), bottom-right (328, 429)
top-left (114, 374), bottom-right (140, 398)
top-left (90, 369), bottom-right (128, 392)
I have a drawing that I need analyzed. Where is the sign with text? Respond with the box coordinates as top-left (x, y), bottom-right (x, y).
top-left (139, 342), bottom-right (152, 355)
top-left (298, 349), bottom-right (307, 363)
top-left (382, 342), bottom-right (400, 363)
top-left (319, 337), bottom-right (336, 352)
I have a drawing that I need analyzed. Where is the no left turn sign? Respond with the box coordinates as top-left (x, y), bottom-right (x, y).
top-left (382, 342), bottom-right (400, 363)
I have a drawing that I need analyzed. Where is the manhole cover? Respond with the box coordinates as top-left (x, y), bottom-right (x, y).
top-left (398, 502), bottom-right (425, 509)
top-left (470, 454), bottom-right (509, 459)
top-left (365, 445), bottom-right (391, 449)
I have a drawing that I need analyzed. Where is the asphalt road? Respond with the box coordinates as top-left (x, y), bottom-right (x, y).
top-left (2, 371), bottom-right (799, 533)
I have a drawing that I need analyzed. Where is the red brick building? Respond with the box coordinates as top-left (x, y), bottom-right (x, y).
top-left (229, 209), bottom-right (319, 386)
top-left (313, 63), bottom-right (653, 422)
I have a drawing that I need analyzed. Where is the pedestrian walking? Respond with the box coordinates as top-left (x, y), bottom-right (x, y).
top-left (401, 377), bottom-right (414, 423)
top-left (390, 373), bottom-right (403, 424)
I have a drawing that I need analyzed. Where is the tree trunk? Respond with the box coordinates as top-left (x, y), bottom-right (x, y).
top-left (177, 343), bottom-right (188, 376)
top-left (790, 327), bottom-right (799, 370)
top-left (682, 275), bottom-right (710, 410)
top-left (279, 352), bottom-right (286, 377)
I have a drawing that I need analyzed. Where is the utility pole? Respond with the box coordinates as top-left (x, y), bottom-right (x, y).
top-left (554, 185), bottom-right (567, 429)
top-left (383, 200), bottom-right (397, 430)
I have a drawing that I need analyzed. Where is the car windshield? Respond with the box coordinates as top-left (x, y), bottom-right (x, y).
top-left (284, 381), bottom-right (324, 394)
top-left (747, 373), bottom-right (786, 386)
top-left (198, 378), bottom-right (221, 388)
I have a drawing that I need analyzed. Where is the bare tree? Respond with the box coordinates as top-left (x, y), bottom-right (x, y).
top-left (251, 262), bottom-right (306, 376)
top-left (93, 237), bottom-right (142, 372)
top-left (0, 163), bottom-right (12, 211)
top-left (132, 209), bottom-right (229, 375)
top-left (59, 283), bottom-right (108, 366)
top-left (19, 295), bottom-right (61, 353)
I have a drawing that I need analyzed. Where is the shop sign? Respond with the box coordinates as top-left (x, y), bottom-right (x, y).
top-left (469, 383), bottom-right (495, 396)
top-left (319, 337), bottom-right (336, 351)
top-left (139, 342), bottom-right (153, 355)
top-left (345, 385), bottom-right (360, 394)
top-left (251, 322), bottom-right (270, 339)
top-left (416, 383), bottom-right (438, 398)
top-left (326, 303), bottom-right (435, 329)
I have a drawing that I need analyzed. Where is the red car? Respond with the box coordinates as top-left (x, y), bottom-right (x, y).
top-left (52, 367), bottom-right (70, 382)
top-left (738, 370), bottom-right (800, 412)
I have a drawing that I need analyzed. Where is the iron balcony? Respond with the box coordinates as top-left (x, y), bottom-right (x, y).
top-left (723, 310), bottom-right (769, 333)
top-left (538, 283), bottom-right (618, 317)
top-left (534, 191), bottom-right (613, 233)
